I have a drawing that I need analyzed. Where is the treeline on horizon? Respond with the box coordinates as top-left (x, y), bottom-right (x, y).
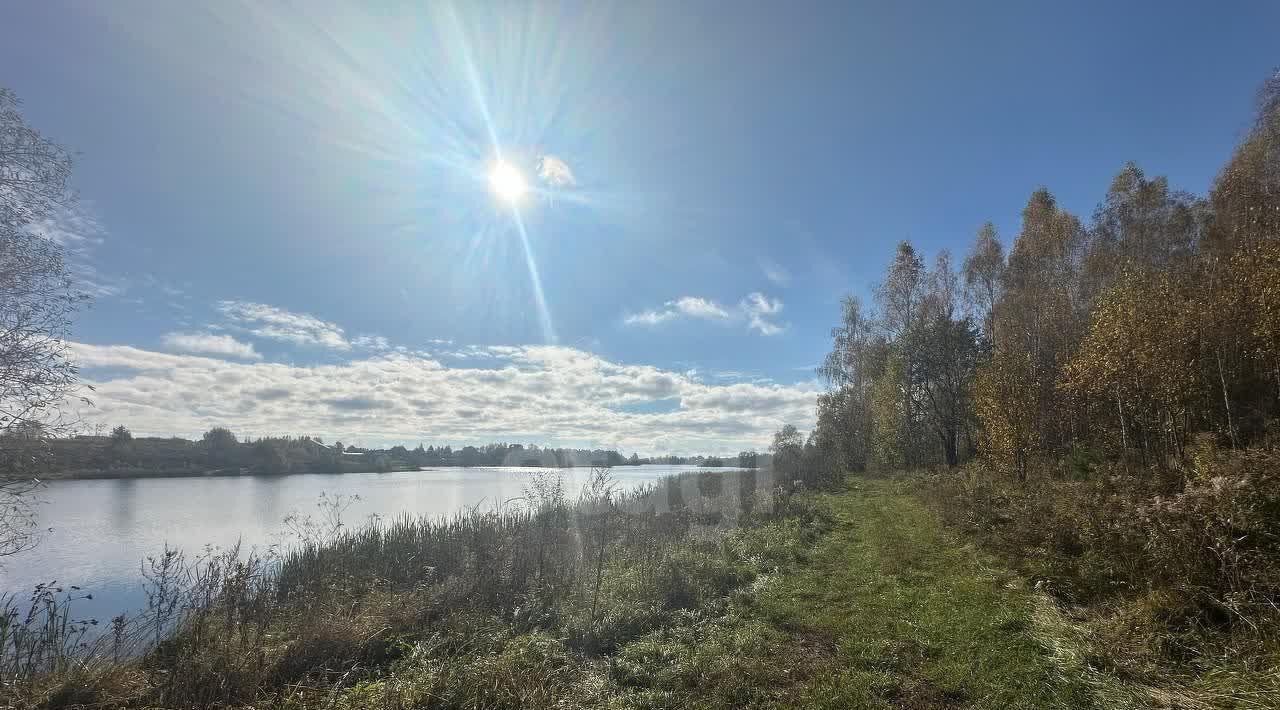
top-left (0, 424), bottom-right (762, 477)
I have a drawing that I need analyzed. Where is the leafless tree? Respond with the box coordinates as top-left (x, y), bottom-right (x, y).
top-left (1, 87), bottom-right (90, 562)
top-left (0, 478), bottom-right (43, 558)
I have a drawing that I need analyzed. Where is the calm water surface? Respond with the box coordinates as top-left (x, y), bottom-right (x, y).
top-left (2, 465), bottom-right (717, 622)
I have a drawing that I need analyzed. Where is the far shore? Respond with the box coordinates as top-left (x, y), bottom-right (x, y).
top-left (4, 461), bottom-right (750, 483)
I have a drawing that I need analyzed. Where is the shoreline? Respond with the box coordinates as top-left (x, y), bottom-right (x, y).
top-left (3, 462), bottom-right (746, 483)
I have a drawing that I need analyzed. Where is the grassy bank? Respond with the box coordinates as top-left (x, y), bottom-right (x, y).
top-left (753, 478), bottom-right (1098, 709)
top-left (3, 469), bottom-right (801, 708)
top-left (285, 478), bottom-right (1127, 709)
top-left (5, 471), bottom-right (1157, 709)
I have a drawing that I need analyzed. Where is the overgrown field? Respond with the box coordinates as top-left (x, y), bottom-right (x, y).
top-left (917, 450), bottom-right (1280, 710)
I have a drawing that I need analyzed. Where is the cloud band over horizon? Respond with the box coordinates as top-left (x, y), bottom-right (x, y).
top-left (68, 341), bottom-right (818, 456)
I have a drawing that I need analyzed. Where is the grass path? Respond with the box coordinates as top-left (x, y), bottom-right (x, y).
top-left (756, 479), bottom-right (1099, 709)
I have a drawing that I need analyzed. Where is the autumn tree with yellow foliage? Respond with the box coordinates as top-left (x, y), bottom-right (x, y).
top-left (814, 68), bottom-right (1280, 477)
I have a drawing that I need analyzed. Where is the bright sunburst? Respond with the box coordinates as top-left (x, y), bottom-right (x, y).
top-left (488, 160), bottom-right (527, 205)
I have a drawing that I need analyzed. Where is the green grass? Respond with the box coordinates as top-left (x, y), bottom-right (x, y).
top-left (298, 475), bottom-right (1278, 709)
top-left (25, 475), bottom-right (1211, 709)
top-left (754, 479), bottom-right (1099, 709)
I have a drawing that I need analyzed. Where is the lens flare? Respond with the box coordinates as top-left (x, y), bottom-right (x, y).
top-left (488, 161), bottom-right (527, 204)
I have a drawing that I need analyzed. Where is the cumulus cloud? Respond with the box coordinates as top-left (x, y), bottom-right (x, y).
top-left (625, 293), bottom-right (785, 336)
top-left (625, 297), bottom-right (731, 326)
top-left (161, 332), bottom-right (262, 360)
top-left (671, 297), bottom-right (730, 319)
top-left (216, 300), bottom-right (350, 350)
top-left (741, 292), bottom-right (785, 335)
top-left (68, 342), bottom-right (817, 454)
top-left (536, 155), bottom-right (576, 188)
top-left (352, 335), bottom-right (391, 350)
top-left (325, 396), bottom-right (392, 411)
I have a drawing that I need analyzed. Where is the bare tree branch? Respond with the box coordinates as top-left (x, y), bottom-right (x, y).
top-left (0, 86), bottom-right (89, 561)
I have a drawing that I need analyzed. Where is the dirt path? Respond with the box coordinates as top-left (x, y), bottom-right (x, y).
top-left (758, 479), bottom-right (1100, 709)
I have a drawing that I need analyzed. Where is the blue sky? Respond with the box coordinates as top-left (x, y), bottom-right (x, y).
top-left (3, 1), bottom-right (1277, 453)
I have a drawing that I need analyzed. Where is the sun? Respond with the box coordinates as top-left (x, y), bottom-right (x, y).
top-left (488, 160), bottom-right (528, 204)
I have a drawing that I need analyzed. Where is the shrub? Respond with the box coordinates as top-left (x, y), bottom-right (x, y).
top-left (1141, 444), bottom-right (1280, 630)
top-left (920, 444), bottom-right (1280, 666)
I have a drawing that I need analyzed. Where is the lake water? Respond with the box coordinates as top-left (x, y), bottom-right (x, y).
top-left (1, 465), bottom-right (727, 623)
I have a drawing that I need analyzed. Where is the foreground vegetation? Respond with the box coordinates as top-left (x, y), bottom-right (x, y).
top-left (9, 469), bottom-right (1178, 710)
top-left (20, 469), bottom-right (1272, 709)
top-left (2, 469), bottom-right (799, 708)
top-left (918, 454), bottom-right (1280, 709)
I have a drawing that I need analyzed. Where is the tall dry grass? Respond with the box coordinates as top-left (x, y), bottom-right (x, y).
top-left (2, 467), bottom-right (791, 708)
top-left (916, 439), bottom-right (1280, 698)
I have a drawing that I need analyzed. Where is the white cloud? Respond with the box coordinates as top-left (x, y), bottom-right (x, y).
top-left (25, 204), bottom-right (126, 297)
top-left (624, 296), bottom-right (731, 326)
top-left (68, 342), bottom-right (817, 455)
top-left (216, 301), bottom-right (350, 350)
top-left (537, 155), bottom-right (576, 188)
top-left (741, 292), bottom-right (786, 335)
top-left (352, 335), bottom-right (391, 351)
top-left (671, 297), bottom-right (730, 320)
top-left (28, 204), bottom-right (105, 248)
top-left (624, 309), bottom-right (676, 326)
top-left (161, 332), bottom-right (262, 360)
top-left (624, 293), bottom-right (785, 336)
